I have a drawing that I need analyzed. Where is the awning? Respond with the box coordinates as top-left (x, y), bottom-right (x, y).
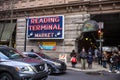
top-left (1, 23), bottom-right (16, 41)
top-left (82, 20), bottom-right (99, 32)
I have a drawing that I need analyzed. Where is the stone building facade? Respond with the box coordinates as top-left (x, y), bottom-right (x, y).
top-left (0, 0), bottom-right (120, 58)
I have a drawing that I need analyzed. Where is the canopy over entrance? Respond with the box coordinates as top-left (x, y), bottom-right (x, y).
top-left (82, 20), bottom-right (99, 32)
top-left (77, 20), bottom-right (99, 52)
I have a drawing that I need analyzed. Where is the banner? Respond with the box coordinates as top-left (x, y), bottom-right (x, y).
top-left (39, 42), bottom-right (56, 50)
top-left (27, 15), bottom-right (64, 39)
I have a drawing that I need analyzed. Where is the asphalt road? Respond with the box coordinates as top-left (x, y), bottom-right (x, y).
top-left (46, 70), bottom-right (120, 80)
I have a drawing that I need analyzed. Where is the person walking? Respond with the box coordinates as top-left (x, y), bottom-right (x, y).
top-left (70, 55), bottom-right (77, 68)
top-left (70, 50), bottom-right (77, 57)
top-left (94, 48), bottom-right (99, 62)
top-left (30, 49), bottom-right (34, 52)
top-left (87, 52), bottom-right (93, 69)
top-left (102, 51), bottom-right (107, 68)
top-left (109, 51), bottom-right (119, 73)
top-left (97, 49), bottom-right (102, 65)
top-left (79, 48), bottom-right (87, 69)
top-left (117, 51), bottom-right (120, 73)
top-left (70, 50), bottom-right (77, 68)
top-left (88, 47), bottom-right (94, 55)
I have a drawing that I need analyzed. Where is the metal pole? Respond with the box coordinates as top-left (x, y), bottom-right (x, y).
top-left (24, 12), bottom-right (27, 51)
top-left (9, 0), bottom-right (13, 47)
top-left (99, 34), bottom-right (102, 54)
top-left (99, 22), bottom-right (104, 54)
top-left (24, 19), bottom-right (27, 51)
top-left (99, 27), bottom-right (103, 54)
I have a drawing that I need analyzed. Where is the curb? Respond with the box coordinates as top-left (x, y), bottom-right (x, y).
top-left (67, 66), bottom-right (109, 72)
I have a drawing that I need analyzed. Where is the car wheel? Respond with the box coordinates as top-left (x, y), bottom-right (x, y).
top-left (0, 73), bottom-right (13, 80)
top-left (48, 65), bottom-right (52, 75)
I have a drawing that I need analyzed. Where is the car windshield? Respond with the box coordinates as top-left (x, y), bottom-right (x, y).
top-left (0, 52), bottom-right (9, 59)
top-left (27, 54), bottom-right (40, 59)
top-left (39, 53), bottom-right (51, 59)
top-left (0, 48), bottom-right (24, 59)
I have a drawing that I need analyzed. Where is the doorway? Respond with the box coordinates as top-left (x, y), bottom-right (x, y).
top-left (77, 13), bottom-right (120, 53)
top-left (77, 31), bottom-right (98, 53)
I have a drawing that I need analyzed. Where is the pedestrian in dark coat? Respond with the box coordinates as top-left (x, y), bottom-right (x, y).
top-left (79, 48), bottom-right (87, 69)
top-left (30, 49), bottom-right (34, 52)
top-left (117, 51), bottom-right (120, 73)
top-left (70, 50), bottom-right (77, 57)
top-left (97, 49), bottom-right (102, 65)
top-left (87, 52), bottom-right (93, 69)
top-left (109, 52), bottom-right (119, 73)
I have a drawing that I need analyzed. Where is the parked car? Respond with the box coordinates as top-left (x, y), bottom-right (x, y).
top-left (0, 46), bottom-right (48, 80)
top-left (23, 52), bottom-right (67, 74)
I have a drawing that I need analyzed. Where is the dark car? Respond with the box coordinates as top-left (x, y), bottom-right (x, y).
top-left (23, 52), bottom-right (67, 74)
top-left (0, 46), bottom-right (48, 80)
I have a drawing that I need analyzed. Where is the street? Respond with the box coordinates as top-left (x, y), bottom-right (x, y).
top-left (47, 70), bottom-right (120, 80)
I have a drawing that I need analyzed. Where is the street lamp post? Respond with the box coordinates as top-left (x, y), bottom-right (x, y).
top-left (98, 22), bottom-right (104, 54)
top-left (24, 12), bottom-right (28, 51)
top-left (9, 0), bottom-right (13, 47)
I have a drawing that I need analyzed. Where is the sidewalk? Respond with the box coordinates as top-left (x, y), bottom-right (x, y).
top-left (66, 62), bottom-right (109, 72)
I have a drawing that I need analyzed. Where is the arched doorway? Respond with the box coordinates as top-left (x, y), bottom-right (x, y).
top-left (77, 20), bottom-right (99, 53)
top-left (77, 31), bottom-right (98, 53)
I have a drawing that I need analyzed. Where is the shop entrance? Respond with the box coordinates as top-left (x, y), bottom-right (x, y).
top-left (91, 13), bottom-right (120, 49)
top-left (77, 31), bottom-right (98, 53)
top-left (77, 13), bottom-right (120, 53)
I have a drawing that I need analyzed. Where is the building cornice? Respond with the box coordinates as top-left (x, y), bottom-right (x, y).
top-left (0, 0), bottom-right (120, 20)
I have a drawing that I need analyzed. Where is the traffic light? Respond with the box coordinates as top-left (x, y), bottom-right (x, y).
top-left (98, 30), bottom-right (101, 35)
top-left (98, 30), bottom-right (103, 38)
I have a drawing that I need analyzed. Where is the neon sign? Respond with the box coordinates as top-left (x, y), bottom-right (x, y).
top-left (27, 15), bottom-right (64, 39)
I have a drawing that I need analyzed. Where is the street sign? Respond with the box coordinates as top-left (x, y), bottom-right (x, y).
top-left (98, 22), bottom-right (104, 29)
top-left (96, 39), bottom-right (104, 42)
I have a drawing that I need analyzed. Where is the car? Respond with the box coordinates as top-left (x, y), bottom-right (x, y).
top-left (23, 52), bottom-right (67, 75)
top-left (0, 46), bottom-right (48, 80)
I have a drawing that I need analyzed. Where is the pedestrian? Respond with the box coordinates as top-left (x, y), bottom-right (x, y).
top-left (87, 52), bottom-right (93, 69)
top-left (115, 51), bottom-right (120, 73)
top-left (88, 47), bottom-right (94, 55)
top-left (109, 51), bottom-right (119, 73)
top-left (117, 51), bottom-right (120, 73)
top-left (102, 51), bottom-right (107, 68)
top-left (31, 49), bottom-right (34, 52)
top-left (97, 49), bottom-right (102, 65)
top-left (94, 48), bottom-right (99, 62)
top-left (70, 55), bottom-right (77, 68)
top-left (70, 50), bottom-right (77, 58)
top-left (79, 48), bottom-right (87, 69)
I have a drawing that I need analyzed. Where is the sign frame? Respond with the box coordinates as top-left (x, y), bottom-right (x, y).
top-left (27, 15), bottom-right (64, 39)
